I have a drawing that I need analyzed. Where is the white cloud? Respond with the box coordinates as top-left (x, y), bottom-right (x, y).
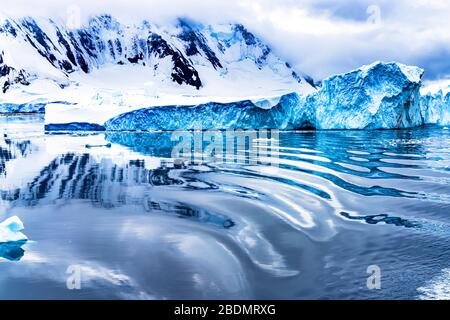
top-left (1, 0), bottom-right (450, 80)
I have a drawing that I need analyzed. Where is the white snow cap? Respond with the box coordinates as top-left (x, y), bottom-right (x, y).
top-left (0, 216), bottom-right (28, 243)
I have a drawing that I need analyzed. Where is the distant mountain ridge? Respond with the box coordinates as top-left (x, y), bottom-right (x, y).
top-left (0, 14), bottom-right (316, 94)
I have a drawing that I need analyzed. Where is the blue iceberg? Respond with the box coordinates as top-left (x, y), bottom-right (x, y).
top-left (309, 62), bottom-right (424, 129)
top-left (44, 122), bottom-right (106, 131)
top-left (0, 216), bottom-right (27, 243)
top-left (105, 93), bottom-right (304, 131)
top-left (104, 62), bottom-right (427, 131)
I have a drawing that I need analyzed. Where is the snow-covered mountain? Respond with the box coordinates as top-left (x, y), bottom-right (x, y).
top-left (0, 13), bottom-right (316, 105)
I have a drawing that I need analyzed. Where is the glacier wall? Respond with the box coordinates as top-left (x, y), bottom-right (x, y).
top-left (420, 91), bottom-right (450, 126)
top-left (105, 93), bottom-right (305, 131)
top-left (105, 62), bottom-right (431, 131)
top-left (309, 62), bottom-right (424, 129)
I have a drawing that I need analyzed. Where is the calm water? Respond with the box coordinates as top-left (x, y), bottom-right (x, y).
top-left (1, 115), bottom-right (450, 299)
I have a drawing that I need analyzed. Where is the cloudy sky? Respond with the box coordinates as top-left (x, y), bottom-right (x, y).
top-left (2, 0), bottom-right (450, 81)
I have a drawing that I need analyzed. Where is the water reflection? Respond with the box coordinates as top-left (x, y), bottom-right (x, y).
top-left (340, 211), bottom-right (420, 228)
top-left (0, 240), bottom-right (27, 261)
top-left (1, 151), bottom-right (235, 230)
top-left (1, 116), bottom-right (450, 299)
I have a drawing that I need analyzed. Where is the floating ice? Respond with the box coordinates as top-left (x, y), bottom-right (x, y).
top-left (310, 61), bottom-right (424, 129)
top-left (0, 216), bottom-right (28, 243)
top-left (104, 62), bottom-right (428, 130)
top-left (44, 122), bottom-right (106, 131)
top-left (104, 92), bottom-right (303, 131)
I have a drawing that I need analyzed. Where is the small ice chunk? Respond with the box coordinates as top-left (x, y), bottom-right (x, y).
top-left (0, 216), bottom-right (28, 243)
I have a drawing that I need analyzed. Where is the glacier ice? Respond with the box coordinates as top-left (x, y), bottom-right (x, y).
top-left (0, 216), bottom-right (27, 243)
top-left (104, 62), bottom-right (428, 131)
top-left (309, 62), bottom-right (424, 129)
top-left (420, 91), bottom-right (450, 126)
top-left (104, 92), bottom-right (304, 131)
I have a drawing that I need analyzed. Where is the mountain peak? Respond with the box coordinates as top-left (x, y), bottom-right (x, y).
top-left (0, 14), bottom-right (316, 100)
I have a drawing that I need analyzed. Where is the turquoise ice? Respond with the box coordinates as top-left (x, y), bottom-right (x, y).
top-left (105, 62), bottom-right (432, 131)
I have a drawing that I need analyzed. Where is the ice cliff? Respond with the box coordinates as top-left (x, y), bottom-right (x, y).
top-left (104, 62), bottom-right (429, 131)
top-left (309, 62), bottom-right (424, 129)
top-left (420, 90), bottom-right (450, 126)
top-left (104, 93), bottom-right (303, 131)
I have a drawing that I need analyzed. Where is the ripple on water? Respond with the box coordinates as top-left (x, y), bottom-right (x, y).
top-left (1, 116), bottom-right (450, 299)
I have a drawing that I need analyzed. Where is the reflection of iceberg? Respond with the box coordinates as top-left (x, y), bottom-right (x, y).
top-left (0, 240), bottom-right (27, 261)
top-left (106, 132), bottom-right (179, 158)
top-left (0, 216), bottom-right (28, 243)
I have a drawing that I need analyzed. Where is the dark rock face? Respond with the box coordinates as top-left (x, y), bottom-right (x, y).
top-left (0, 62), bottom-right (30, 94)
top-left (178, 19), bottom-right (222, 70)
top-left (0, 20), bottom-right (17, 37)
top-left (148, 33), bottom-right (202, 89)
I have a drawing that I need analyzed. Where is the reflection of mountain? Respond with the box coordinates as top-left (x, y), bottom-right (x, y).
top-left (0, 150), bottom-right (234, 229)
top-left (2, 152), bottom-right (183, 205)
top-left (0, 138), bottom-right (32, 175)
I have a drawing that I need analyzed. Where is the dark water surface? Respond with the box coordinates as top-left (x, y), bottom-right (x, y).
top-left (1, 115), bottom-right (450, 299)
